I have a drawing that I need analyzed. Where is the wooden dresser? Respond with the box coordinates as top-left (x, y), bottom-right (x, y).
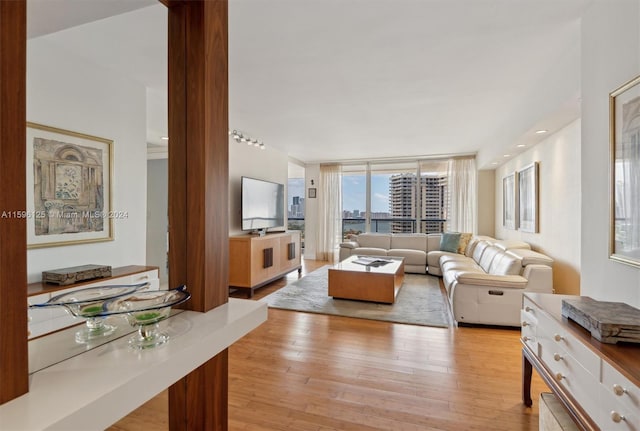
top-left (521, 293), bottom-right (640, 430)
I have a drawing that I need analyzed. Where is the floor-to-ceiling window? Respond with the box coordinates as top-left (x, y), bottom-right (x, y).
top-left (287, 162), bottom-right (305, 249)
top-left (340, 159), bottom-right (452, 238)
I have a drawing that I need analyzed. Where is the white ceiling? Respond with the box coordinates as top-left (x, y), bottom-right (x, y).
top-left (28, 0), bottom-right (591, 169)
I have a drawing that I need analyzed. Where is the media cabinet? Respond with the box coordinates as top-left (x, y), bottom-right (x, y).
top-left (229, 231), bottom-right (302, 297)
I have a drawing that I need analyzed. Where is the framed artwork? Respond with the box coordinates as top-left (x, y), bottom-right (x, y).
top-left (518, 162), bottom-right (539, 233)
top-left (308, 187), bottom-right (317, 198)
top-left (26, 122), bottom-right (114, 248)
top-left (609, 75), bottom-right (640, 267)
top-left (503, 172), bottom-right (517, 229)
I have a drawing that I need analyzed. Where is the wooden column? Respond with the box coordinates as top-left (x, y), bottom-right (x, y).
top-left (166, 1), bottom-right (229, 429)
top-left (0, 0), bottom-right (28, 405)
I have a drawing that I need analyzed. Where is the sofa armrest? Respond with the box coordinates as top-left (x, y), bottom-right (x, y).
top-left (522, 264), bottom-right (553, 293)
top-left (339, 241), bottom-right (358, 249)
top-left (454, 271), bottom-right (528, 288)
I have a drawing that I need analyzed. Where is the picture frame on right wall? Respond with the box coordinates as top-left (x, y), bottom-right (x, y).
top-left (518, 162), bottom-right (539, 233)
top-left (609, 74), bottom-right (640, 268)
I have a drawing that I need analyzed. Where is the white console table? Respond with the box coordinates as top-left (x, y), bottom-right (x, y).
top-left (521, 293), bottom-right (640, 431)
top-left (0, 298), bottom-right (267, 431)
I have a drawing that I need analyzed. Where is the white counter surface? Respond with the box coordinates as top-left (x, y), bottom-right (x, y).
top-left (0, 298), bottom-right (267, 431)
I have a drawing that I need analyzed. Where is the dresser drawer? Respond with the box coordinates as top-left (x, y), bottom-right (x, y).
top-left (598, 384), bottom-right (640, 431)
top-left (539, 337), bottom-right (601, 416)
top-left (602, 362), bottom-right (640, 421)
top-left (536, 309), bottom-right (601, 378)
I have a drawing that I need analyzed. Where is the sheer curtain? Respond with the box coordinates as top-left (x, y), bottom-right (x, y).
top-left (317, 164), bottom-right (342, 262)
top-left (447, 157), bottom-right (477, 233)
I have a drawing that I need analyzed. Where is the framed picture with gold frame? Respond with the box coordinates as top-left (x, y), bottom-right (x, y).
top-left (518, 162), bottom-right (539, 233)
top-left (26, 122), bottom-right (114, 248)
top-left (609, 75), bottom-right (640, 267)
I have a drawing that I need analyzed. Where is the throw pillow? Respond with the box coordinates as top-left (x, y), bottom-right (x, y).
top-left (457, 232), bottom-right (472, 255)
top-left (440, 232), bottom-right (461, 253)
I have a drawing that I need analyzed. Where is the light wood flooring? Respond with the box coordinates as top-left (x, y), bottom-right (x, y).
top-left (109, 259), bottom-right (549, 431)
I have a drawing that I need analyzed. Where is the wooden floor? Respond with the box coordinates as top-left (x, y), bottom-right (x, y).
top-left (109, 259), bottom-right (548, 431)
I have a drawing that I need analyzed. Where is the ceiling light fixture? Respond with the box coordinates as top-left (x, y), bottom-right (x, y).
top-left (161, 136), bottom-right (169, 141)
top-left (503, 154), bottom-right (510, 158)
top-left (535, 129), bottom-right (548, 134)
top-left (517, 144), bottom-right (526, 148)
top-left (229, 130), bottom-right (265, 150)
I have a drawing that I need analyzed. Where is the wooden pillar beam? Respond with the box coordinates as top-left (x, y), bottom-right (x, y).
top-left (0, 0), bottom-right (28, 405)
top-left (167, 0), bottom-right (229, 429)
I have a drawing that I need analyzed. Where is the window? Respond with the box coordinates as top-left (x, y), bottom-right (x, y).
top-left (341, 164), bottom-right (366, 239)
top-left (339, 160), bottom-right (451, 238)
top-left (287, 162), bottom-right (305, 248)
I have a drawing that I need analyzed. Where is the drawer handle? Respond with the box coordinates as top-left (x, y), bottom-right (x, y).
top-left (611, 411), bottom-right (626, 423)
top-left (522, 321), bottom-right (529, 327)
top-left (524, 306), bottom-right (533, 312)
top-left (553, 353), bottom-right (563, 362)
top-left (613, 384), bottom-right (628, 396)
top-left (554, 373), bottom-right (565, 382)
top-left (553, 333), bottom-right (564, 342)
top-left (522, 336), bottom-right (531, 342)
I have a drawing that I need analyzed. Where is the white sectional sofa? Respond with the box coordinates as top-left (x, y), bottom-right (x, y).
top-left (431, 237), bottom-right (554, 327)
top-left (339, 233), bottom-right (441, 274)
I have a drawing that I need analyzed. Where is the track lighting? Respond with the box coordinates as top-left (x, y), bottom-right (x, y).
top-left (229, 129), bottom-right (265, 150)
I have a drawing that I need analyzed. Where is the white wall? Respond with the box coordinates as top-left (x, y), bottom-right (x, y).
top-left (147, 159), bottom-right (168, 285)
top-left (228, 142), bottom-right (289, 236)
top-left (581, 0), bottom-right (640, 306)
top-left (26, 38), bottom-right (147, 283)
top-left (477, 169), bottom-right (495, 237)
top-left (303, 163), bottom-right (320, 260)
top-left (495, 120), bottom-right (581, 295)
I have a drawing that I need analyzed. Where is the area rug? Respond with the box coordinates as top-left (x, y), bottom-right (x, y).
top-left (261, 266), bottom-right (451, 327)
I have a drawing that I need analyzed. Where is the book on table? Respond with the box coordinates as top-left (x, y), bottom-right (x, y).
top-left (352, 257), bottom-right (392, 266)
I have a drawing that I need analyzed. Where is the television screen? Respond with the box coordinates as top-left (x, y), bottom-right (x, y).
top-left (241, 176), bottom-right (285, 231)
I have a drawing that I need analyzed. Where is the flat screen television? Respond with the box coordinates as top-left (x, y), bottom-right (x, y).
top-left (241, 176), bottom-right (285, 232)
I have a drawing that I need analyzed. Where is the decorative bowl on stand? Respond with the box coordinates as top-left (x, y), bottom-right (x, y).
top-left (103, 285), bottom-right (191, 349)
top-left (29, 282), bottom-right (150, 343)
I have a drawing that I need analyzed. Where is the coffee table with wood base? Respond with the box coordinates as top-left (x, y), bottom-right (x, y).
top-left (328, 255), bottom-right (405, 304)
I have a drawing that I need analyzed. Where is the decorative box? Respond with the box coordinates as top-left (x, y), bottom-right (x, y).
top-left (42, 264), bottom-right (112, 286)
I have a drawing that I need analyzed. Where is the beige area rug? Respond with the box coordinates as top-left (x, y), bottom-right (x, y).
top-left (261, 266), bottom-right (451, 328)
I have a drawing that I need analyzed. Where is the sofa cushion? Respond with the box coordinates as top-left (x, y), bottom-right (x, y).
top-left (492, 239), bottom-right (531, 251)
top-left (440, 232), bottom-right (461, 253)
top-left (356, 233), bottom-right (391, 249)
top-left (389, 248), bottom-right (426, 266)
top-left (339, 241), bottom-right (358, 250)
top-left (471, 240), bottom-right (492, 263)
top-left (478, 245), bottom-right (501, 273)
top-left (488, 253), bottom-right (522, 276)
top-left (466, 236), bottom-right (495, 257)
top-left (391, 233), bottom-right (427, 252)
top-left (507, 249), bottom-right (554, 266)
top-left (355, 248), bottom-right (388, 257)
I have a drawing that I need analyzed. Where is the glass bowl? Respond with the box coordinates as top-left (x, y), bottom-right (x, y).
top-left (103, 285), bottom-right (190, 349)
top-left (29, 282), bottom-right (150, 343)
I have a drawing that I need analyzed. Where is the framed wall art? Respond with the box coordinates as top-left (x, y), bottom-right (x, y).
top-left (503, 172), bottom-right (517, 229)
top-left (609, 75), bottom-right (640, 267)
top-left (518, 162), bottom-right (539, 233)
top-left (26, 122), bottom-right (114, 248)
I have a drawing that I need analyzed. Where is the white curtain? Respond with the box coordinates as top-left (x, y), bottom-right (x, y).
top-left (317, 164), bottom-right (342, 262)
top-left (447, 157), bottom-right (477, 233)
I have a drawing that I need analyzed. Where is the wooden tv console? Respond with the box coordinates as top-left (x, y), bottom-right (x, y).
top-left (229, 231), bottom-right (302, 297)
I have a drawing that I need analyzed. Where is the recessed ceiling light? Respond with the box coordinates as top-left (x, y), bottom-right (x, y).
top-left (517, 144), bottom-right (526, 148)
top-left (491, 162), bottom-right (499, 165)
top-left (535, 129), bottom-right (548, 134)
top-left (161, 136), bottom-right (169, 140)
top-left (503, 154), bottom-right (510, 158)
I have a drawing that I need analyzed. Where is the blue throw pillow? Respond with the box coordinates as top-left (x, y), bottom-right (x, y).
top-left (440, 232), bottom-right (461, 253)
